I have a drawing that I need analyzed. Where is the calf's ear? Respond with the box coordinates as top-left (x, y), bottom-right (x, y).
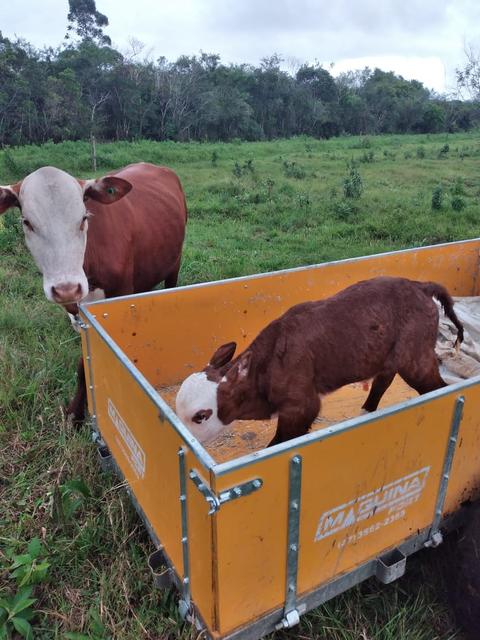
top-left (209, 342), bottom-right (236, 369)
top-left (230, 351), bottom-right (251, 382)
top-left (82, 176), bottom-right (132, 204)
top-left (0, 183), bottom-right (21, 214)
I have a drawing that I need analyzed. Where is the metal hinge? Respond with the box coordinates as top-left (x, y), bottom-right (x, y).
top-left (189, 469), bottom-right (263, 514)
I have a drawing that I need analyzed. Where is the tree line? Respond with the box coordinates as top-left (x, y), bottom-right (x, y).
top-left (0, 0), bottom-right (479, 146)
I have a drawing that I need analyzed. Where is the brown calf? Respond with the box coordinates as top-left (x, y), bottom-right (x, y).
top-left (176, 277), bottom-right (463, 446)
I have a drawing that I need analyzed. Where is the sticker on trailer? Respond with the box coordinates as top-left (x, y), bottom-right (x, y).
top-left (107, 399), bottom-right (146, 479)
top-left (314, 466), bottom-right (430, 544)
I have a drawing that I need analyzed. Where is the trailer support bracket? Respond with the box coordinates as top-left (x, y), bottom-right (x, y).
top-left (276, 455), bottom-right (304, 630)
top-left (189, 469), bottom-right (263, 515)
top-left (425, 395), bottom-right (464, 548)
top-left (178, 448), bottom-right (191, 618)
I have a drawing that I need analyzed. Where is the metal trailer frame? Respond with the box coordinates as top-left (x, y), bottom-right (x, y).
top-left (78, 238), bottom-right (480, 640)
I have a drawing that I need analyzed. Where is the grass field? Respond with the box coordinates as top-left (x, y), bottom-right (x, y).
top-left (2, 131), bottom-right (479, 639)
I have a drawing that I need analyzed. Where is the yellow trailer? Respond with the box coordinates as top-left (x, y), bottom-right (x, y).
top-left (78, 238), bottom-right (480, 639)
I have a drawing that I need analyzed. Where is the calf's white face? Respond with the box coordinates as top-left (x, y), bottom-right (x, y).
top-left (0, 166), bottom-right (131, 308)
top-left (175, 372), bottom-right (228, 443)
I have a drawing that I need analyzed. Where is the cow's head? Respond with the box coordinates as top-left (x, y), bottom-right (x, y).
top-left (176, 341), bottom-right (272, 444)
top-left (0, 166), bottom-right (131, 311)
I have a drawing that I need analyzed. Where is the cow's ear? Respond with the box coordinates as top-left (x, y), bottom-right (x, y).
top-left (209, 342), bottom-right (237, 369)
top-left (0, 183), bottom-right (21, 214)
top-left (230, 351), bottom-right (251, 382)
top-left (82, 176), bottom-right (132, 205)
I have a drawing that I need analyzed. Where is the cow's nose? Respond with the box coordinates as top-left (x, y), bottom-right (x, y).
top-left (51, 283), bottom-right (83, 304)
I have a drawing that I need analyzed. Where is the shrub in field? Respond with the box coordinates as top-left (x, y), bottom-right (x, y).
top-left (451, 196), bottom-right (466, 211)
top-left (431, 184), bottom-right (444, 210)
top-left (333, 200), bottom-right (358, 220)
top-left (383, 150), bottom-right (397, 160)
top-left (232, 161), bottom-right (242, 178)
top-left (416, 147), bottom-right (426, 159)
top-left (360, 150), bottom-right (374, 163)
top-left (352, 136), bottom-right (372, 149)
top-left (296, 192), bottom-right (311, 210)
top-left (261, 177), bottom-right (275, 199)
top-left (404, 151), bottom-right (412, 159)
top-left (343, 163), bottom-right (363, 199)
top-left (452, 177), bottom-right (466, 196)
top-left (438, 143), bottom-right (450, 157)
top-left (211, 150), bottom-right (218, 166)
top-left (232, 159), bottom-right (255, 178)
top-left (283, 160), bottom-right (306, 179)
top-left (0, 538), bottom-right (50, 639)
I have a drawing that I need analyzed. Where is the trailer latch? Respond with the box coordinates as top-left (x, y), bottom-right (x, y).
top-left (189, 469), bottom-right (263, 514)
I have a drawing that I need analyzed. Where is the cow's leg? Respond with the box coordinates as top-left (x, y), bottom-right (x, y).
top-left (164, 256), bottom-right (181, 289)
top-left (268, 393), bottom-right (320, 447)
top-left (361, 370), bottom-right (396, 412)
top-left (66, 357), bottom-right (86, 424)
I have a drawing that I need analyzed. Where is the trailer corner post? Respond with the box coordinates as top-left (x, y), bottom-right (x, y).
top-left (425, 395), bottom-right (464, 548)
top-left (178, 447), bottom-right (191, 619)
top-left (276, 454), bottom-right (305, 630)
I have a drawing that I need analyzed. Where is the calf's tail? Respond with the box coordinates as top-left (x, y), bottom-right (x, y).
top-left (418, 282), bottom-right (464, 348)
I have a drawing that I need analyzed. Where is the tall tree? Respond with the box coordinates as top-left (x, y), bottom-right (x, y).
top-left (66, 0), bottom-right (111, 46)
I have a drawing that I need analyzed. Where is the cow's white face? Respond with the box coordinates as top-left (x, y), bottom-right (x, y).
top-left (20, 167), bottom-right (89, 304)
top-left (176, 372), bottom-right (228, 444)
top-left (0, 166), bottom-right (132, 309)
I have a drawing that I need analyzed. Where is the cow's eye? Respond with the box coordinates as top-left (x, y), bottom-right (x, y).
top-left (80, 215), bottom-right (88, 231)
top-left (22, 219), bottom-right (34, 232)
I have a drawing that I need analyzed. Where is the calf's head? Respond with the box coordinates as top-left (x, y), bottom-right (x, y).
top-left (0, 166), bottom-right (131, 311)
top-left (176, 342), bottom-right (256, 443)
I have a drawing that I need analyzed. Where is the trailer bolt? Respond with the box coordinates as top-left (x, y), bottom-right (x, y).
top-left (234, 487), bottom-right (242, 496)
top-left (290, 543), bottom-right (298, 552)
top-left (253, 479), bottom-right (261, 489)
top-left (103, 312), bottom-right (108, 318)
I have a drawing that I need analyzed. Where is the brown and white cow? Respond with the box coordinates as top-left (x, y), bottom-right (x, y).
top-left (0, 162), bottom-right (187, 420)
top-left (176, 277), bottom-right (463, 447)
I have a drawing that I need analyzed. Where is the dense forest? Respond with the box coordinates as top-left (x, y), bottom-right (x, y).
top-left (1, 0), bottom-right (479, 146)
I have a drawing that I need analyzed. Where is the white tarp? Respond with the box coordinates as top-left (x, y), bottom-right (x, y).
top-left (436, 297), bottom-right (480, 384)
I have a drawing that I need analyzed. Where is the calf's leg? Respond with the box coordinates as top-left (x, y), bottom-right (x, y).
top-left (66, 358), bottom-right (86, 424)
top-left (268, 393), bottom-right (320, 447)
top-left (362, 370), bottom-right (396, 412)
top-left (400, 357), bottom-right (447, 395)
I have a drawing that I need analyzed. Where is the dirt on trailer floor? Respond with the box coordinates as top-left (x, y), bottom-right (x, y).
top-left (158, 376), bottom-right (417, 463)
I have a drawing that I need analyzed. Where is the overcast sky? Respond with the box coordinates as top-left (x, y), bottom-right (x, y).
top-left (1, 0), bottom-right (480, 94)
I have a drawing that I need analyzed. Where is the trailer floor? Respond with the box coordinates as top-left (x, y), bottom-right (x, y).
top-left (158, 376), bottom-right (417, 463)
